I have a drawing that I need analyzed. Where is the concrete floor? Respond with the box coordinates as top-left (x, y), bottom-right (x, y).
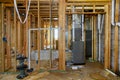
top-left (0, 62), bottom-right (120, 80)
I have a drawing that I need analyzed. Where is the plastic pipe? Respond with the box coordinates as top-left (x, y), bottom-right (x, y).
top-left (111, 0), bottom-right (115, 26)
top-left (98, 14), bottom-right (101, 61)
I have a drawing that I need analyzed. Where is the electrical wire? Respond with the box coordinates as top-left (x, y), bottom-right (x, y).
top-left (13, 0), bottom-right (31, 24)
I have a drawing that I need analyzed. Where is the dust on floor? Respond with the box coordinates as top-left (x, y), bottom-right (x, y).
top-left (0, 62), bottom-right (120, 80)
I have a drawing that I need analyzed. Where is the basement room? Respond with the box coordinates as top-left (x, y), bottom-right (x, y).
top-left (0, 0), bottom-right (120, 80)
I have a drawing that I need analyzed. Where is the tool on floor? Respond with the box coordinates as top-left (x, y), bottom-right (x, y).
top-left (16, 54), bottom-right (28, 79)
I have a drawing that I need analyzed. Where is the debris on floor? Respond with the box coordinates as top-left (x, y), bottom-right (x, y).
top-left (0, 62), bottom-right (119, 80)
top-left (71, 65), bottom-right (84, 70)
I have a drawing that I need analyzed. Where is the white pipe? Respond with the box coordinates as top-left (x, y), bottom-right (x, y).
top-left (99, 34), bottom-right (101, 61)
top-left (28, 30), bottom-right (31, 69)
top-left (72, 6), bottom-right (75, 42)
top-left (29, 28), bottom-right (59, 31)
top-left (116, 22), bottom-right (120, 26)
top-left (14, 0), bottom-right (31, 24)
top-left (100, 15), bottom-right (105, 33)
top-left (82, 14), bottom-right (84, 41)
top-left (28, 27), bottom-right (60, 69)
top-left (105, 69), bottom-right (117, 76)
top-left (111, 0), bottom-right (115, 26)
top-left (111, 0), bottom-right (120, 27)
top-left (98, 14), bottom-right (101, 61)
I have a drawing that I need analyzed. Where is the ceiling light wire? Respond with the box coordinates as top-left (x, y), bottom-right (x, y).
top-left (14, 0), bottom-right (31, 24)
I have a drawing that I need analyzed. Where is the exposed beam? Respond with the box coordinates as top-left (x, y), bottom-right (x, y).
top-left (66, 12), bottom-right (106, 14)
top-left (0, 0), bottom-right (12, 3)
top-left (17, 0), bottom-right (58, 2)
top-left (67, 2), bottom-right (110, 6)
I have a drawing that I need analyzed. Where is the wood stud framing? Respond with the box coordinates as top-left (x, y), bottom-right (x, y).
top-left (114, 0), bottom-right (119, 72)
top-left (14, 7), bottom-right (17, 72)
top-left (37, 0), bottom-right (40, 70)
top-left (6, 8), bottom-right (11, 69)
top-left (0, 3), bottom-right (4, 72)
top-left (93, 16), bottom-right (97, 60)
top-left (58, 0), bottom-right (66, 70)
top-left (104, 4), bottom-right (111, 69)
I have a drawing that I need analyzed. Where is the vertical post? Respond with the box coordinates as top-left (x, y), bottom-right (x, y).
top-left (6, 8), bottom-right (11, 69)
top-left (0, 3), bottom-right (4, 72)
top-left (41, 20), bottom-right (44, 50)
top-left (14, 7), bottom-right (17, 72)
top-left (58, 0), bottom-right (66, 70)
top-left (108, 4), bottom-right (111, 70)
top-left (17, 21), bottom-right (21, 53)
top-left (114, 0), bottom-right (119, 72)
top-left (37, 0), bottom-right (40, 70)
top-left (93, 15), bottom-right (97, 61)
top-left (104, 4), bottom-right (111, 69)
top-left (92, 16), bottom-right (94, 60)
top-left (23, 0), bottom-right (29, 57)
top-left (114, 25), bottom-right (119, 72)
top-left (49, 0), bottom-right (52, 68)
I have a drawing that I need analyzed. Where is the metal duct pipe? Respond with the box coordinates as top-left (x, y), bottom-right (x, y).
top-left (72, 6), bottom-right (75, 42)
top-left (82, 14), bottom-right (84, 41)
top-left (111, 0), bottom-right (115, 26)
top-left (98, 14), bottom-right (104, 62)
top-left (66, 15), bottom-right (69, 49)
top-left (100, 15), bottom-right (104, 62)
